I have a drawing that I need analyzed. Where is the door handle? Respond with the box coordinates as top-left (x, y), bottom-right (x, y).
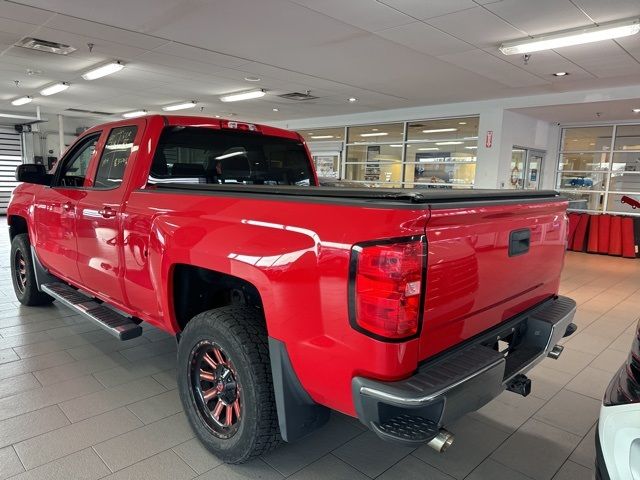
top-left (98, 206), bottom-right (117, 219)
top-left (62, 202), bottom-right (73, 211)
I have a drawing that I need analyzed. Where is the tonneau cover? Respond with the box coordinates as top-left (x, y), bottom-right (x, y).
top-left (152, 183), bottom-right (561, 205)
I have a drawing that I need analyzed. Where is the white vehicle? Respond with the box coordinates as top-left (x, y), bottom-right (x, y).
top-left (597, 321), bottom-right (640, 480)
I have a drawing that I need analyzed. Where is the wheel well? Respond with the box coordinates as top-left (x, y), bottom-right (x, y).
top-left (8, 216), bottom-right (28, 241)
top-left (172, 264), bottom-right (264, 332)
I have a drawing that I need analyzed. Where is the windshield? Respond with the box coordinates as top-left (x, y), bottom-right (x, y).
top-left (149, 126), bottom-right (315, 186)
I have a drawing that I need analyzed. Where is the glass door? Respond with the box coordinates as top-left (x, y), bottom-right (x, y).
top-left (510, 147), bottom-right (545, 190)
top-left (525, 149), bottom-right (545, 190)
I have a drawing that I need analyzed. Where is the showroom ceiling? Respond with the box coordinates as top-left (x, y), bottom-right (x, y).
top-left (1, 0), bottom-right (640, 122)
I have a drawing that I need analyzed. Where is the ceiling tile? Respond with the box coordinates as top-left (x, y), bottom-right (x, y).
top-left (288, 0), bottom-right (412, 32)
top-left (375, 21), bottom-right (475, 56)
top-left (483, 0), bottom-right (591, 36)
top-left (426, 7), bottom-right (525, 47)
top-left (152, 43), bottom-right (250, 69)
top-left (571, 0), bottom-right (640, 23)
top-left (378, 0), bottom-right (477, 20)
top-left (43, 14), bottom-right (171, 50)
top-left (486, 48), bottom-right (595, 80)
top-left (0, 2), bottom-right (56, 25)
top-left (437, 49), bottom-right (550, 87)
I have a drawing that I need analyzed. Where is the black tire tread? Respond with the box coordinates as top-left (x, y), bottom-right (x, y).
top-left (178, 306), bottom-right (281, 463)
top-left (10, 234), bottom-right (54, 306)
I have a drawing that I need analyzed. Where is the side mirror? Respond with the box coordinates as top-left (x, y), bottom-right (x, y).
top-left (15, 164), bottom-right (52, 186)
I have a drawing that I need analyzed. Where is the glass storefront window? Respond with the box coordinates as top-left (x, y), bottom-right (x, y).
top-left (344, 144), bottom-right (402, 186)
top-left (406, 116), bottom-right (479, 145)
top-left (564, 191), bottom-right (605, 212)
top-left (557, 172), bottom-right (607, 191)
top-left (614, 125), bottom-right (640, 151)
top-left (561, 126), bottom-right (613, 151)
top-left (559, 152), bottom-right (610, 172)
top-left (346, 123), bottom-right (404, 144)
top-left (558, 124), bottom-right (640, 215)
top-left (297, 127), bottom-right (344, 142)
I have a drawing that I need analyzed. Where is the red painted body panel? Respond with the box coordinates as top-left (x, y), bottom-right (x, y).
top-left (7, 115), bottom-right (568, 417)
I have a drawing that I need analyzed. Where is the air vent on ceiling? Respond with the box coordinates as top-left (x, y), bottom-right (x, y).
top-left (278, 92), bottom-right (319, 101)
top-left (15, 37), bottom-right (76, 55)
top-left (66, 108), bottom-right (114, 116)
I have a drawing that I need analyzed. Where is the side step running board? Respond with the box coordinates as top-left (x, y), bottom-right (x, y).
top-left (41, 283), bottom-right (142, 340)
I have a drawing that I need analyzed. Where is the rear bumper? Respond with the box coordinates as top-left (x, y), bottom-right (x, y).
top-left (352, 295), bottom-right (576, 446)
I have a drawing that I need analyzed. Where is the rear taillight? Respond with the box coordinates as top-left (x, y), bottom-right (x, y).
top-left (604, 321), bottom-right (640, 406)
top-left (349, 237), bottom-right (425, 341)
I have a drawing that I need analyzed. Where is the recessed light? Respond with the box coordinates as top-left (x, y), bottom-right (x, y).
top-left (82, 61), bottom-right (124, 80)
top-left (348, 97), bottom-right (358, 102)
top-left (162, 101), bottom-right (197, 111)
top-left (633, 108), bottom-right (640, 113)
top-left (220, 89), bottom-right (265, 102)
top-left (360, 132), bottom-right (388, 137)
top-left (553, 71), bottom-right (569, 77)
top-left (422, 128), bottom-right (457, 133)
top-left (122, 110), bottom-right (147, 118)
top-left (435, 141), bottom-right (463, 145)
top-left (244, 76), bottom-right (261, 82)
top-left (272, 108), bottom-right (279, 112)
top-left (40, 82), bottom-right (70, 96)
top-left (11, 96), bottom-right (32, 106)
top-left (458, 121), bottom-right (467, 125)
top-left (215, 115), bottom-right (221, 118)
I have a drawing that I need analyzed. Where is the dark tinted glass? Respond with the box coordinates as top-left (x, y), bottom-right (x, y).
top-left (149, 127), bottom-right (315, 186)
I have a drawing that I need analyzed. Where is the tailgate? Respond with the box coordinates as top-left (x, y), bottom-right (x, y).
top-left (419, 196), bottom-right (568, 360)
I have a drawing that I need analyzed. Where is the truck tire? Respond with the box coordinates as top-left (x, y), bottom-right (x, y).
top-left (177, 306), bottom-right (281, 463)
top-left (10, 234), bottom-right (54, 306)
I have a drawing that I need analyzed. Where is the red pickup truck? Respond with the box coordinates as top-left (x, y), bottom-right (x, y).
top-left (8, 115), bottom-right (576, 463)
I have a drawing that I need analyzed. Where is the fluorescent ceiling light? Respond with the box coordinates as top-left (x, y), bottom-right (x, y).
top-left (244, 76), bottom-right (261, 82)
top-left (435, 141), bottom-right (463, 145)
top-left (465, 146), bottom-right (478, 149)
top-left (633, 108), bottom-right (640, 113)
top-left (553, 71), bottom-right (569, 77)
top-left (272, 108), bottom-right (279, 112)
top-left (11, 96), bottom-right (32, 106)
top-left (389, 144), bottom-right (403, 148)
top-left (82, 61), bottom-right (124, 80)
top-left (122, 110), bottom-right (147, 118)
top-left (464, 136), bottom-right (479, 140)
top-left (458, 121), bottom-right (467, 125)
top-left (360, 132), bottom-right (388, 137)
top-left (348, 97), bottom-right (358, 102)
top-left (220, 89), bottom-right (265, 102)
top-left (216, 151), bottom-right (245, 160)
top-left (499, 18), bottom-right (640, 55)
top-left (422, 128), bottom-right (457, 133)
top-left (418, 147), bottom-right (439, 151)
top-left (311, 135), bottom-right (334, 139)
top-left (162, 101), bottom-right (197, 111)
top-left (40, 82), bottom-right (69, 96)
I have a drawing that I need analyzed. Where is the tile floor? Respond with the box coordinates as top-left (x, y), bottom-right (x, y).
top-left (0, 215), bottom-right (638, 479)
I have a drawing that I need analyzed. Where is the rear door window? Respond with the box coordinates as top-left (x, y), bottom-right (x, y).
top-left (149, 127), bottom-right (315, 186)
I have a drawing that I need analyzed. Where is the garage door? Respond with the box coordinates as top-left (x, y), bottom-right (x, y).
top-left (0, 127), bottom-right (22, 214)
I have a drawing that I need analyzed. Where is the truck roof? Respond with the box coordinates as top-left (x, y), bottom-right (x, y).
top-left (86, 114), bottom-right (301, 141)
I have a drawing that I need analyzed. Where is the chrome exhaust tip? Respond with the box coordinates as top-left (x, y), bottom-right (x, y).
top-left (427, 429), bottom-right (454, 453)
top-left (548, 344), bottom-right (564, 360)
